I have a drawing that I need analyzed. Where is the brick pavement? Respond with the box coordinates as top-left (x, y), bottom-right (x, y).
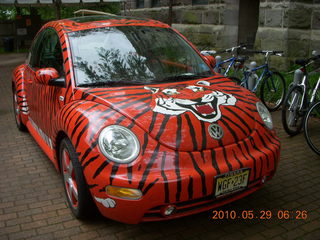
top-left (0, 53), bottom-right (319, 240)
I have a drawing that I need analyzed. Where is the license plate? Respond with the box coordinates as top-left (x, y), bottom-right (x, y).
top-left (214, 168), bottom-right (250, 197)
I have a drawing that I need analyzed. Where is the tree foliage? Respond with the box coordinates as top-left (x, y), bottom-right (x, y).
top-left (0, 4), bottom-right (121, 21)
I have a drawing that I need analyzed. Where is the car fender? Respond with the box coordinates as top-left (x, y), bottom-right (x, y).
top-left (12, 64), bottom-right (29, 124)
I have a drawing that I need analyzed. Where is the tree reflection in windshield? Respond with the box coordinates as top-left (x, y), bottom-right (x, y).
top-left (74, 48), bottom-right (154, 84)
top-left (69, 26), bottom-right (212, 86)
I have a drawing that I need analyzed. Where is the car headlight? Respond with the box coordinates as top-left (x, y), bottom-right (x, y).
top-left (98, 125), bottom-right (140, 164)
top-left (256, 102), bottom-right (273, 130)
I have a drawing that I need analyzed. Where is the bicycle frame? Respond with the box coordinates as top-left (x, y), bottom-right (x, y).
top-left (291, 72), bottom-right (320, 112)
top-left (241, 64), bottom-right (269, 92)
top-left (215, 57), bottom-right (237, 76)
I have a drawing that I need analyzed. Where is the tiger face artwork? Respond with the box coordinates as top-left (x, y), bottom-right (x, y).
top-left (145, 80), bottom-right (237, 123)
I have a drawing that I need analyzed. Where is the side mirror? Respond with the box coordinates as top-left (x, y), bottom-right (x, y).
top-left (35, 68), bottom-right (59, 85)
top-left (202, 55), bottom-right (216, 69)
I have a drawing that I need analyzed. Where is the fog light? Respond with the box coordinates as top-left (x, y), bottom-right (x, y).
top-left (261, 176), bottom-right (267, 184)
top-left (106, 186), bottom-right (142, 200)
top-left (161, 205), bottom-right (176, 216)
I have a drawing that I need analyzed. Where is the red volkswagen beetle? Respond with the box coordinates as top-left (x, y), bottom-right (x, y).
top-left (12, 15), bottom-right (280, 224)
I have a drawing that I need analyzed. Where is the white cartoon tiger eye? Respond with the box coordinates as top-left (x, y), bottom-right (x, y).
top-left (162, 89), bottom-right (179, 95)
top-left (197, 80), bottom-right (210, 86)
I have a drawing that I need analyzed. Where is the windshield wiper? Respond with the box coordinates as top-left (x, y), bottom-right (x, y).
top-left (158, 73), bottom-right (212, 83)
top-left (77, 82), bottom-right (111, 87)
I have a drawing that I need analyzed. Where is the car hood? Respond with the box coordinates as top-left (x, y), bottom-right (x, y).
top-left (74, 78), bottom-right (260, 151)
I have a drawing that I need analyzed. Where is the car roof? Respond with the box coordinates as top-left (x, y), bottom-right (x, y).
top-left (45, 15), bottom-right (170, 34)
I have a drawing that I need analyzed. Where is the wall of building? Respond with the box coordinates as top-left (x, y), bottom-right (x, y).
top-left (125, 0), bottom-right (320, 70)
top-left (126, 0), bottom-right (240, 50)
top-left (257, 0), bottom-right (320, 69)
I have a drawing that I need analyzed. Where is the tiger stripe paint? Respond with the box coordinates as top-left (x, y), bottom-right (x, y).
top-left (12, 15), bottom-right (280, 224)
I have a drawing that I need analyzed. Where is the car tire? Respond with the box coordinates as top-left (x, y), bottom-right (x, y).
top-left (12, 85), bottom-right (27, 132)
top-left (59, 137), bottom-right (96, 219)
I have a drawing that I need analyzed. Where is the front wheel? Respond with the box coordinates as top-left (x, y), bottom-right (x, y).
top-left (260, 71), bottom-right (286, 111)
top-left (304, 101), bottom-right (320, 155)
top-left (12, 86), bottom-right (27, 131)
top-left (59, 138), bottom-right (96, 219)
top-left (281, 86), bottom-right (304, 136)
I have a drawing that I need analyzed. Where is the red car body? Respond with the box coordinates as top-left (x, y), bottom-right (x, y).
top-left (12, 15), bottom-right (280, 224)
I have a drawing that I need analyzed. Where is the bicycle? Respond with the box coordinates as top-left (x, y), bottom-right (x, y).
top-left (304, 99), bottom-right (320, 155)
top-left (282, 55), bottom-right (320, 136)
top-left (201, 44), bottom-right (248, 81)
top-left (237, 50), bottom-right (286, 111)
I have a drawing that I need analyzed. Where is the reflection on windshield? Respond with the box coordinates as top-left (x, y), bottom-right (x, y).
top-left (68, 26), bottom-right (213, 86)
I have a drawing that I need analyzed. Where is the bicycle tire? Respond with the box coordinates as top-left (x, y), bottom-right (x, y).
top-left (260, 71), bottom-right (286, 111)
top-left (281, 86), bottom-right (304, 136)
top-left (304, 101), bottom-right (320, 155)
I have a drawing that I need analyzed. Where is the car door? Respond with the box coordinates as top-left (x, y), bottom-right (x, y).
top-left (25, 28), bottom-right (66, 148)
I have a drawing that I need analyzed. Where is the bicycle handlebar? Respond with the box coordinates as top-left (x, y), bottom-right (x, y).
top-left (295, 55), bottom-right (320, 66)
top-left (246, 50), bottom-right (284, 55)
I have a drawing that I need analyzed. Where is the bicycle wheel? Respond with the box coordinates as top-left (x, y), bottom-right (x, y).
top-left (260, 71), bottom-right (286, 111)
top-left (281, 86), bottom-right (304, 136)
top-left (304, 101), bottom-right (320, 155)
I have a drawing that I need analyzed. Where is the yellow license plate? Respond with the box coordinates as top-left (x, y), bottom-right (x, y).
top-left (214, 169), bottom-right (250, 197)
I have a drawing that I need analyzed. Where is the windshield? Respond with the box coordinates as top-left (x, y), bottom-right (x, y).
top-left (68, 26), bottom-right (213, 86)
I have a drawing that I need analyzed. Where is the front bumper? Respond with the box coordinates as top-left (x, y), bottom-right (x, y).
top-left (90, 130), bottom-right (280, 224)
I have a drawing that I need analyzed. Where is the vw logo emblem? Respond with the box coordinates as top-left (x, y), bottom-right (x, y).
top-left (208, 123), bottom-right (224, 140)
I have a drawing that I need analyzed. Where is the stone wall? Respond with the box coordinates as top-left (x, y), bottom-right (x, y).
top-left (125, 0), bottom-right (320, 70)
top-left (256, 0), bottom-right (320, 69)
top-left (125, 0), bottom-right (240, 50)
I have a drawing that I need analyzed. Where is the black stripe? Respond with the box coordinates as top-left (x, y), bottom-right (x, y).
top-left (127, 166), bottom-right (132, 184)
top-left (99, 92), bottom-right (148, 99)
top-left (256, 131), bottom-right (274, 170)
top-left (149, 112), bottom-right (158, 133)
top-left (119, 96), bottom-right (151, 109)
top-left (176, 116), bottom-right (182, 148)
top-left (138, 143), bottom-right (160, 190)
top-left (225, 108), bottom-right (251, 133)
top-left (155, 115), bottom-right (170, 141)
top-left (141, 132), bottom-right (148, 156)
top-left (174, 151), bottom-right (182, 202)
top-left (87, 184), bottom-right (98, 189)
top-left (188, 176), bottom-right (193, 200)
top-left (82, 155), bottom-right (99, 170)
top-left (143, 178), bottom-right (159, 195)
top-left (185, 115), bottom-right (198, 151)
top-left (115, 115), bottom-right (126, 125)
top-left (93, 161), bottom-right (109, 179)
top-left (219, 140), bottom-right (233, 171)
top-left (223, 115), bottom-right (248, 136)
top-left (200, 121), bottom-right (207, 151)
top-left (211, 149), bottom-right (220, 174)
top-left (232, 149), bottom-right (244, 168)
top-left (110, 165), bottom-right (119, 185)
top-left (80, 140), bottom-right (98, 164)
top-left (219, 118), bottom-right (239, 142)
top-left (188, 152), bottom-right (207, 196)
top-left (161, 152), bottom-right (169, 203)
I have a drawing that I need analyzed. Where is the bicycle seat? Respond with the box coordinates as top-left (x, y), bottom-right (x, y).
top-left (295, 59), bottom-right (308, 66)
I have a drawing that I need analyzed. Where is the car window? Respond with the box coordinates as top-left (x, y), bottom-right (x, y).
top-left (68, 26), bottom-right (213, 86)
top-left (31, 28), bottom-right (64, 75)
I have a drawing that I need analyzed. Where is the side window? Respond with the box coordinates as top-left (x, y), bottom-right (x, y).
top-left (32, 29), bottom-right (64, 75)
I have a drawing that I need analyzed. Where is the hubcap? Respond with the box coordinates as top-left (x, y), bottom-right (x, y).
top-left (62, 149), bottom-right (78, 209)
